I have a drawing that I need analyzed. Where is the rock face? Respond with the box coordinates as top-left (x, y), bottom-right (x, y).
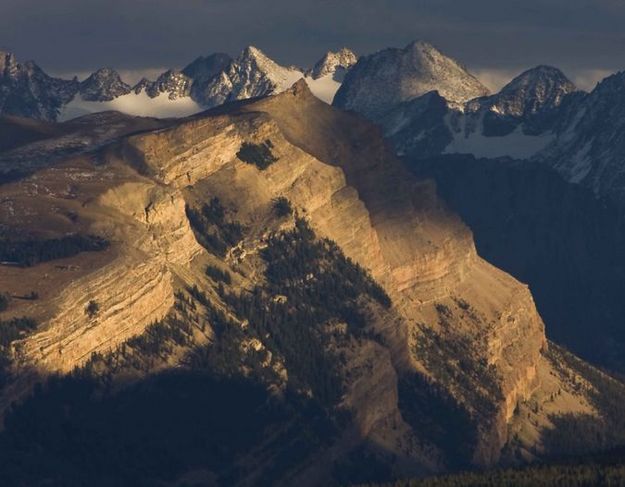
top-left (538, 70), bottom-right (625, 208)
top-left (412, 154), bottom-right (625, 375)
top-left (202, 46), bottom-right (304, 106)
top-left (133, 69), bottom-right (192, 99)
top-left (79, 67), bottom-right (131, 101)
top-left (183, 52), bottom-right (233, 103)
top-left (0, 51), bottom-right (78, 121)
top-left (311, 48), bottom-right (358, 79)
top-left (333, 40), bottom-right (489, 119)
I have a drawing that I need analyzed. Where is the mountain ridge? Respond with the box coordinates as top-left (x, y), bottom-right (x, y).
top-left (0, 46), bottom-right (361, 121)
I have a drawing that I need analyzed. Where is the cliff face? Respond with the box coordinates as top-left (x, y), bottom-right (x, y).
top-left (0, 155), bottom-right (203, 379)
top-left (0, 82), bottom-right (614, 481)
top-left (114, 81), bottom-right (552, 466)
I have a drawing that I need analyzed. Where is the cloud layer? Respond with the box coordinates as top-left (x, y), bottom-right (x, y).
top-left (2, 0), bottom-right (625, 88)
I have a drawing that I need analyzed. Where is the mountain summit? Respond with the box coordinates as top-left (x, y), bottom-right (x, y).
top-left (0, 51), bottom-right (78, 120)
top-left (333, 40), bottom-right (489, 119)
top-left (311, 48), bottom-right (358, 79)
top-left (466, 65), bottom-right (577, 121)
top-left (79, 67), bottom-right (131, 102)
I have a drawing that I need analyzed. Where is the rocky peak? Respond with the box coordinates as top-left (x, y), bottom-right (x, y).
top-left (145, 69), bottom-right (192, 100)
top-left (223, 45), bottom-right (303, 101)
top-left (132, 77), bottom-right (151, 94)
top-left (311, 47), bottom-right (358, 79)
top-left (486, 65), bottom-right (577, 117)
top-left (0, 51), bottom-right (78, 121)
top-left (333, 39), bottom-right (489, 120)
top-left (79, 67), bottom-right (131, 101)
top-left (237, 45), bottom-right (284, 75)
top-left (0, 51), bottom-right (19, 78)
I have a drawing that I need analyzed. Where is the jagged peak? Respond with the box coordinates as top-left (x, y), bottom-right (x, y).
top-left (83, 67), bottom-right (125, 82)
top-left (0, 50), bottom-right (16, 62)
top-left (240, 45), bottom-right (271, 62)
top-left (501, 65), bottom-right (577, 95)
top-left (312, 47), bottom-right (358, 79)
top-left (480, 64), bottom-right (578, 117)
top-left (79, 67), bottom-right (131, 101)
top-left (1, 51), bottom-right (22, 77)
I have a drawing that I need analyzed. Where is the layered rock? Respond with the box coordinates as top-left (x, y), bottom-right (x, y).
top-left (119, 80), bottom-right (551, 467)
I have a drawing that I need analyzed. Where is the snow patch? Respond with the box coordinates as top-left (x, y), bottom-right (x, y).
top-left (567, 141), bottom-right (593, 183)
top-left (304, 74), bottom-right (342, 103)
top-left (444, 124), bottom-right (554, 160)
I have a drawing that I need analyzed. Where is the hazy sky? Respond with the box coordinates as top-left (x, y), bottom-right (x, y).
top-left (2, 0), bottom-right (625, 90)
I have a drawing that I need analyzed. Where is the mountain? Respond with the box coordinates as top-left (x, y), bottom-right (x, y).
top-left (333, 40), bottom-right (489, 120)
top-left (383, 65), bottom-right (578, 160)
top-left (0, 51), bottom-right (78, 121)
top-left (310, 47), bottom-right (358, 79)
top-left (468, 65), bottom-right (577, 130)
top-left (1, 80), bottom-right (625, 485)
top-left (0, 47), bottom-right (357, 122)
top-left (182, 52), bottom-right (233, 82)
top-left (193, 45), bottom-right (304, 107)
top-left (133, 69), bottom-right (192, 99)
top-left (537, 71), bottom-right (625, 208)
top-left (377, 60), bottom-right (625, 211)
top-left (78, 67), bottom-right (131, 101)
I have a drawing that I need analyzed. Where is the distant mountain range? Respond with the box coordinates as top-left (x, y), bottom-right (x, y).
top-left (4, 40), bottom-right (625, 210)
top-left (0, 46), bottom-right (357, 121)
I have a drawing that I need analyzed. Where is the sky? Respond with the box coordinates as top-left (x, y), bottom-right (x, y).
top-left (2, 0), bottom-right (625, 91)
